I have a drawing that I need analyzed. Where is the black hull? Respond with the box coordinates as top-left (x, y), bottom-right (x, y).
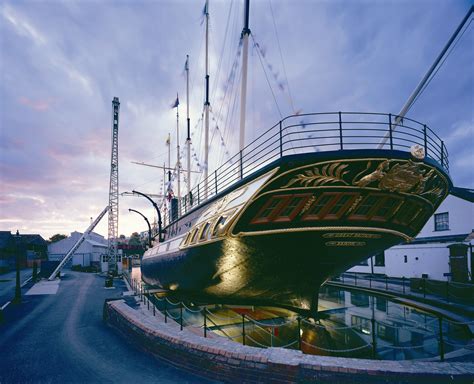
top-left (142, 147), bottom-right (451, 314)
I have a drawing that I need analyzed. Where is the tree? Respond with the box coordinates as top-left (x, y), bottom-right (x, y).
top-left (128, 232), bottom-right (141, 247)
top-left (48, 234), bottom-right (67, 244)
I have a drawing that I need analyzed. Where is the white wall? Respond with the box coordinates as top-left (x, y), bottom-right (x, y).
top-left (385, 243), bottom-right (450, 280)
top-left (417, 195), bottom-right (473, 238)
top-left (48, 231), bottom-right (107, 266)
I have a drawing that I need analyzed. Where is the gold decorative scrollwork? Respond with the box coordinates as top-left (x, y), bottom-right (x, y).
top-left (281, 163), bottom-right (349, 188)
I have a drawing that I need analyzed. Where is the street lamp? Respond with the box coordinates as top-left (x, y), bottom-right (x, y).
top-left (128, 208), bottom-right (152, 248)
top-left (131, 190), bottom-right (165, 242)
top-left (13, 230), bottom-right (21, 304)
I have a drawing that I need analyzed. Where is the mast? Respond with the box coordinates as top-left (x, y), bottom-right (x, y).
top-left (204, 0), bottom-right (210, 199)
top-left (239, 0), bottom-right (251, 151)
top-left (176, 92), bottom-right (181, 213)
top-left (185, 55), bottom-right (191, 203)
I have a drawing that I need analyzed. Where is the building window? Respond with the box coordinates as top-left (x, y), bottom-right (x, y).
top-left (374, 251), bottom-right (385, 267)
top-left (358, 259), bottom-right (369, 266)
top-left (434, 212), bottom-right (449, 231)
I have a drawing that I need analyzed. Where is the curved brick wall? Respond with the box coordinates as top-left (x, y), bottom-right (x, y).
top-left (104, 299), bottom-right (474, 383)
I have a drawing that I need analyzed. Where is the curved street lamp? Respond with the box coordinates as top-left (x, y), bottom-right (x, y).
top-left (131, 190), bottom-right (165, 242)
top-left (128, 208), bottom-right (152, 248)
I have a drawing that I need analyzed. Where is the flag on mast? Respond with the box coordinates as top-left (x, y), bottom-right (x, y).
top-left (171, 94), bottom-right (179, 109)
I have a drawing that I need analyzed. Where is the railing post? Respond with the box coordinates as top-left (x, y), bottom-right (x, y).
top-left (354, 274), bottom-right (357, 286)
top-left (147, 290), bottom-right (150, 310)
top-left (338, 112), bottom-right (343, 150)
top-left (388, 113), bottom-right (393, 150)
top-left (180, 302), bottom-right (183, 331)
top-left (371, 317), bottom-right (377, 359)
top-left (438, 317), bottom-right (445, 362)
top-left (446, 281), bottom-right (449, 302)
top-left (342, 274), bottom-right (344, 284)
top-left (197, 184), bottom-right (200, 205)
top-left (215, 170), bottom-right (218, 195)
top-left (203, 308), bottom-right (207, 338)
top-left (423, 125), bottom-right (428, 156)
top-left (423, 278), bottom-right (426, 298)
top-left (240, 150), bottom-right (244, 180)
top-left (153, 300), bottom-right (156, 316)
top-left (242, 314), bottom-right (246, 346)
top-left (385, 276), bottom-right (388, 291)
top-left (297, 317), bottom-right (302, 350)
top-left (369, 275), bottom-right (372, 288)
top-left (279, 121), bottom-right (283, 157)
top-left (164, 300), bottom-right (168, 323)
top-left (441, 140), bottom-right (445, 168)
top-left (402, 276), bottom-right (406, 294)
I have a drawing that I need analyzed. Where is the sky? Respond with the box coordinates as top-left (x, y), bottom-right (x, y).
top-left (0, 0), bottom-right (472, 241)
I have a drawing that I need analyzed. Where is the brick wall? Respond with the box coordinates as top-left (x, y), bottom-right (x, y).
top-left (104, 300), bottom-right (473, 383)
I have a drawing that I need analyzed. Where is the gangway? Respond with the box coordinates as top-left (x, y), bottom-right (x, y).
top-left (48, 206), bottom-right (109, 281)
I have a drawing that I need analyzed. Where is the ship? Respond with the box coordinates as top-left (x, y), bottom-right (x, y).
top-left (140, 1), bottom-right (461, 317)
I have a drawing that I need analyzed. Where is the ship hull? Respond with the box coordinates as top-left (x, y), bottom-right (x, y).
top-left (142, 149), bottom-right (451, 314)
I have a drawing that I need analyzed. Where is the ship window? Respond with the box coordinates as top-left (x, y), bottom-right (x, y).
top-left (372, 197), bottom-right (402, 221)
top-left (353, 195), bottom-right (379, 217)
top-left (325, 194), bottom-right (356, 219)
top-left (251, 196), bottom-right (289, 224)
top-left (182, 232), bottom-right (192, 246)
top-left (274, 194), bottom-right (311, 222)
top-left (434, 212), bottom-right (449, 231)
top-left (212, 216), bottom-right (227, 237)
top-left (302, 194), bottom-right (336, 220)
top-left (394, 201), bottom-right (420, 225)
top-left (199, 222), bottom-right (211, 241)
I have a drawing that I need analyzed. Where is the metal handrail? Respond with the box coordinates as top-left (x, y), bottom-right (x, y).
top-left (165, 111), bottom-right (448, 224)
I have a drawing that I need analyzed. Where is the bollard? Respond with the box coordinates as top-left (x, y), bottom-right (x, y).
top-left (203, 309), bottom-right (207, 338)
top-left (371, 317), bottom-right (377, 359)
top-left (297, 317), bottom-right (302, 350)
top-left (180, 302), bottom-right (183, 331)
top-left (438, 317), bottom-right (445, 362)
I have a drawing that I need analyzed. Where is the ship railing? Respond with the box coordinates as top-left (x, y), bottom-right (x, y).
top-left (132, 278), bottom-right (468, 361)
top-left (177, 111), bottom-right (449, 219)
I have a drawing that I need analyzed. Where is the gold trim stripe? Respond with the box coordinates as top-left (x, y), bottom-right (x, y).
top-left (233, 226), bottom-right (412, 242)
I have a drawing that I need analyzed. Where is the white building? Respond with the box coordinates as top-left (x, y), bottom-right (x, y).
top-left (48, 231), bottom-right (108, 267)
top-left (348, 188), bottom-right (474, 282)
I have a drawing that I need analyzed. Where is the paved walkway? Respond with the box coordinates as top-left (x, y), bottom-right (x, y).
top-left (0, 271), bottom-right (216, 383)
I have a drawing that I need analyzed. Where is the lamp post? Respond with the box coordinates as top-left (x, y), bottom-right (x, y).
top-left (131, 190), bottom-right (165, 242)
top-left (13, 230), bottom-right (21, 304)
top-left (128, 208), bottom-right (152, 248)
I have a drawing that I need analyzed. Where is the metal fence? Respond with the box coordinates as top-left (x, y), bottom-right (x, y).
top-left (331, 272), bottom-right (474, 306)
top-left (170, 112), bottom-right (449, 223)
top-left (126, 276), bottom-right (471, 362)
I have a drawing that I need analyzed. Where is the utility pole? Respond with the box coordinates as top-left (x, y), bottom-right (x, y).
top-left (108, 97), bottom-right (120, 274)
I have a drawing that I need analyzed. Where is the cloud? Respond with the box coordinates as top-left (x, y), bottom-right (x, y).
top-left (18, 96), bottom-right (54, 111)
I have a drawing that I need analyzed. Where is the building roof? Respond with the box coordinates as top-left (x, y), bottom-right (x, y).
top-left (85, 239), bottom-right (108, 248)
top-left (410, 233), bottom-right (470, 245)
top-left (20, 234), bottom-right (47, 246)
top-left (450, 187), bottom-right (474, 203)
